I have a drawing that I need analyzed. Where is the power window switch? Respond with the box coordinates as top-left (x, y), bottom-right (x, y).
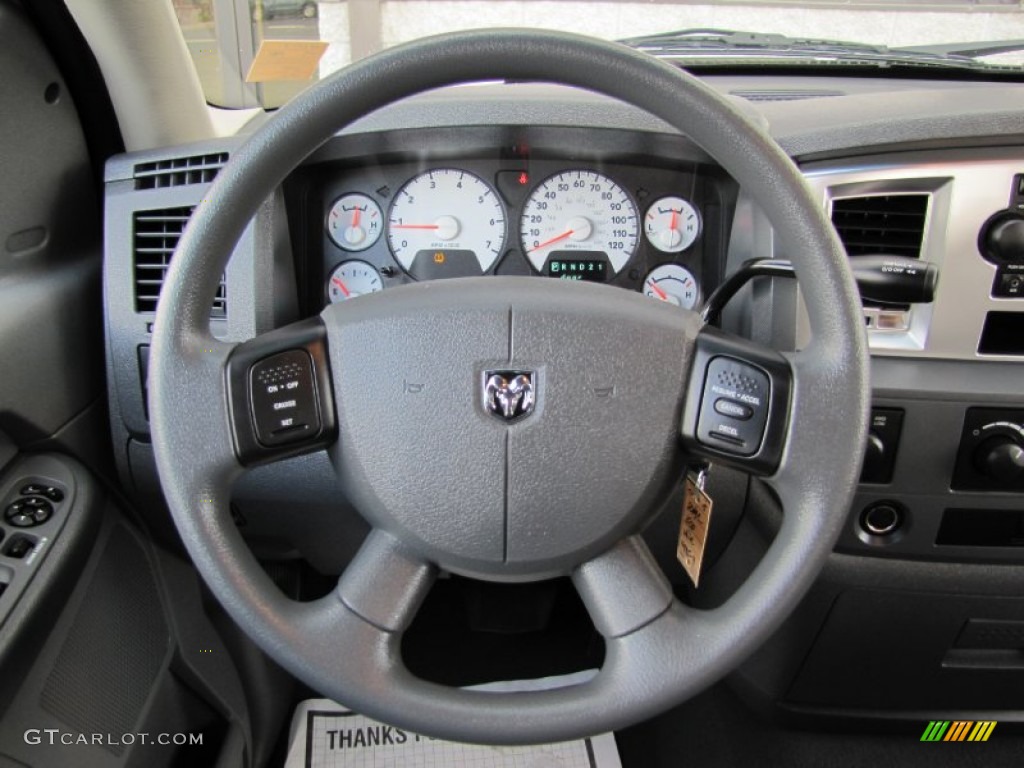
top-left (4, 536), bottom-right (35, 559)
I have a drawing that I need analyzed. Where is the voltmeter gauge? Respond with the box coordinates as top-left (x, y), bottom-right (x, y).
top-left (326, 260), bottom-right (383, 303)
top-left (644, 196), bottom-right (700, 253)
top-left (643, 264), bottom-right (699, 310)
top-left (327, 193), bottom-right (383, 251)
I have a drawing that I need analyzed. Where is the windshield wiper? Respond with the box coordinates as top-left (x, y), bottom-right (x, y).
top-left (618, 28), bottom-right (1015, 72)
top-left (894, 39), bottom-right (1024, 58)
top-left (620, 28), bottom-right (887, 53)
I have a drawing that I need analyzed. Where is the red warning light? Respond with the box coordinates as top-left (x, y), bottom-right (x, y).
top-left (518, 172), bottom-right (529, 186)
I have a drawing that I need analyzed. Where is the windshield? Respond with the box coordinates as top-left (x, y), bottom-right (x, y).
top-left (172, 0), bottom-right (1024, 108)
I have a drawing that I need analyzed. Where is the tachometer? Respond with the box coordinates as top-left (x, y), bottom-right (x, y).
top-left (387, 169), bottom-right (505, 278)
top-left (520, 171), bottom-right (638, 275)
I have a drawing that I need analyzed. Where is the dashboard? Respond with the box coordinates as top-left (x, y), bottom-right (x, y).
top-left (283, 139), bottom-right (735, 317)
top-left (100, 73), bottom-right (1024, 723)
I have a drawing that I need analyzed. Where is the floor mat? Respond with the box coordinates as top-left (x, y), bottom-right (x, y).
top-left (283, 672), bottom-right (621, 768)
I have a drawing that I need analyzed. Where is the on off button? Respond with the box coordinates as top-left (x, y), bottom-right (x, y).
top-left (249, 350), bottom-right (321, 447)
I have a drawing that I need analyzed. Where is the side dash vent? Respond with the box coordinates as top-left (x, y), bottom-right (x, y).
top-left (133, 152), bottom-right (228, 190)
top-left (831, 194), bottom-right (929, 259)
top-left (133, 207), bottom-right (226, 316)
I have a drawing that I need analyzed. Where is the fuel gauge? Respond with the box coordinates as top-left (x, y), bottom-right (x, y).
top-left (643, 264), bottom-right (699, 310)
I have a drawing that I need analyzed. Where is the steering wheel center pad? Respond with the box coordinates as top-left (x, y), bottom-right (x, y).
top-left (326, 276), bottom-right (701, 578)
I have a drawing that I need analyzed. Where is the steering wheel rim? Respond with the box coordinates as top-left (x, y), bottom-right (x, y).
top-left (150, 29), bottom-right (869, 744)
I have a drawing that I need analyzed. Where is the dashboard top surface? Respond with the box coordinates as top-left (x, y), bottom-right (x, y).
top-left (106, 74), bottom-right (1024, 182)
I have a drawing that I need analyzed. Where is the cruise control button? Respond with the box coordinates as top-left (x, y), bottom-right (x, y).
top-left (249, 350), bottom-right (322, 447)
top-left (697, 356), bottom-right (771, 457)
top-left (714, 398), bottom-right (753, 421)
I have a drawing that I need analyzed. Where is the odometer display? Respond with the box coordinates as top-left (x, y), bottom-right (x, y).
top-left (521, 171), bottom-right (638, 275)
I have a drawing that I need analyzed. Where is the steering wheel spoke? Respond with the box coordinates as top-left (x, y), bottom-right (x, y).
top-left (572, 536), bottom-right (673, 639)
top-left (224, 317), bottom-right (338, 467)
top-left (336, 529), bottom-right (437, 632)
top-left (680, 325), bottom-right (793, 477)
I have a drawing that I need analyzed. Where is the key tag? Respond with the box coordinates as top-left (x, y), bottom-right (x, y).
top-left (677, 464), bottom-right (714, 588)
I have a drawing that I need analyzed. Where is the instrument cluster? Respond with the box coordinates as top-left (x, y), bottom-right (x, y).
top-left (311, 155), bottom-right (722, 312)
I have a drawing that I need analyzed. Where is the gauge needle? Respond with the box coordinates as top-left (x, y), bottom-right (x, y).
top-left (669, 209), bottom-right (679, 231)
top-left (647, 280), bottom-right (669, 301)
top-left (331, 277), bottom-right (351, 298)
top-left (531, 229), bottom-right (574, 252)
top-left (391, 224), bottom-right (439, 230)
top-left (352, 207), bottom-right (362, 228)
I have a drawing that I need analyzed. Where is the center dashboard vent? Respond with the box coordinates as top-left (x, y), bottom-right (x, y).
top-left (133, 152), bottom-right (228, 190)
top-left (133, 207), bottom-right (227, 316)
top-left (830, 194), bottom-right (930, 259)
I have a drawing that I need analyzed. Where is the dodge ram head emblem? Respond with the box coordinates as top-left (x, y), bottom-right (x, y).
top-left (483, 371), bottom-right (536, 422)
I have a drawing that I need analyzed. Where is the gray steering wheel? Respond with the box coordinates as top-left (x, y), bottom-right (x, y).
top-left (150, 29), bottom-right (868, 744)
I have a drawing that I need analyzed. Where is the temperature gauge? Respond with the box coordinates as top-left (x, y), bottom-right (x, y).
top-left (327, 193), bottom-right (383, 251)
top-left (644, 196), bottom-right (700, 253)
top-left (327, 260), bottom-right (383, 303)
top-left (643, 264), bottom-right (699, 310)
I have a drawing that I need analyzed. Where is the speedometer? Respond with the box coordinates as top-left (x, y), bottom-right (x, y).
top-left (387, 169), bottom-right (505, 278)
top-left (520, 171), bottom-right (638, 275)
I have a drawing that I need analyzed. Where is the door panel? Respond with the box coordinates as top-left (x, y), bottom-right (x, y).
top-left (0, 1), bottom-right (103, 460)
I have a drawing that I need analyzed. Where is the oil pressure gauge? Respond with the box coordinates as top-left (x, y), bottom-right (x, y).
top-left (643, 263), bottom-right (699, 310)
top-left (644, 196), bottom-right (700, 253)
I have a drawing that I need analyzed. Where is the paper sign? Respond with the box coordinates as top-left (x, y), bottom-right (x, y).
top-left (246, 40), bottom-right (329, 82)
top-left (284, 672), bottom-right (622, 768)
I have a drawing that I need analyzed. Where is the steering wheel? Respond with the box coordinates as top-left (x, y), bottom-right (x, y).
top-left (150, 29), bottom-right (868, 744)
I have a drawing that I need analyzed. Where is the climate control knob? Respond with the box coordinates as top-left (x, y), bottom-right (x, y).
top-left (974, 435), bottom-right (1024, 482)
top-left (979, 211), bottom-right (1024, 265)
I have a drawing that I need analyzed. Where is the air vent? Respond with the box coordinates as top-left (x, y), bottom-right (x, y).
top-left (133, 152), bottom-right (228, 190)
top-left (133, 207), bottom-right (226, 316)
top-left (731, 89), bottom-right (844, 102)
top-left (831, 194), bottom-right (929, 259)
